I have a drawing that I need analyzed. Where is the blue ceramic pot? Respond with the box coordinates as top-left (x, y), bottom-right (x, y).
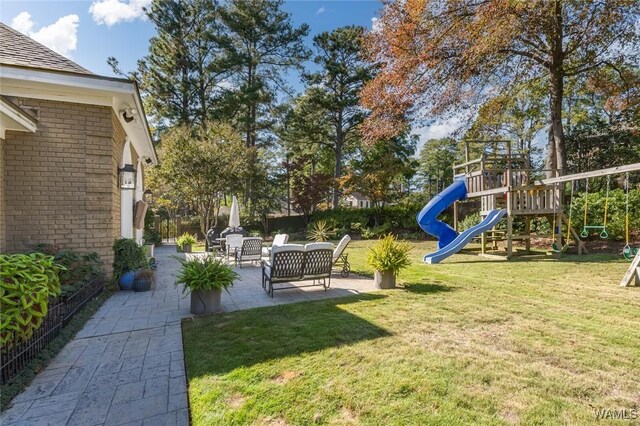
top-left (119, 271), bottom-right (135, 290)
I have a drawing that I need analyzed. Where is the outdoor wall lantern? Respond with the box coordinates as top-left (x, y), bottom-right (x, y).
top-left (143, 189), bottom-right (154, 204)
top-left (119, 164), bottom-right (137, 190)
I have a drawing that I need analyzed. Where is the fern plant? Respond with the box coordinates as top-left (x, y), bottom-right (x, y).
top-left (174, 256), bottom-right (239, 294)
top-left (307, 220), bottom-right (336, 242)
top-left (368, 234), bottom-right (412, 274)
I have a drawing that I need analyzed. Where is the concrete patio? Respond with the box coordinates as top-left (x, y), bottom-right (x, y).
top-left (1, 245), bottom-right (374, 425)
top-left (188, 252), bottom-right (376, 312)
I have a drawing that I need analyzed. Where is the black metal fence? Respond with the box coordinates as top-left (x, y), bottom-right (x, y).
top-left (0, 278), bottom-right (105, 384)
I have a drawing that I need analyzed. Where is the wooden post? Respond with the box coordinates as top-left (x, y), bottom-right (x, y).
top-left (506, 191), bottom-right (513, 259)
top-left (525, 217), bottom-right (531, 252)
top-left (453, 201), bottom-right (458, 232)
top-left (481, 231), bottom-right (487, 254)
top-left (620, 249), bottom-right (640, 287)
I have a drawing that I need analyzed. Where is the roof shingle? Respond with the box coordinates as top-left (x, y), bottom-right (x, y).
top-left (0, 22), bottom-right (93, 75)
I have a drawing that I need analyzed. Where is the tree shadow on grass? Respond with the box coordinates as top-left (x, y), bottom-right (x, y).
top-left (402, 282), bottom-right (454, 295)
top-left (182, 293), bottom-right (391, 378)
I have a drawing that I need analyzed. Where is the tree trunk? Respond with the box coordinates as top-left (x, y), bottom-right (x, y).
top-left (548, 0), bottom-right (566, 177)
top-left (332, 128), bottom-right (343, 209)
top-left (545, 125), bottom-right (557, 178)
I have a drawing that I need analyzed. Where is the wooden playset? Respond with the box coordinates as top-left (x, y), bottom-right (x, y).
top-left (448, 140), bottom-right (640, 286)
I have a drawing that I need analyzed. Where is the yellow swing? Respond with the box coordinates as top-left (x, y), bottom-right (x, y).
top-left (551, 182), bottom-right (561, 252)
top-left (580, 176), bottom-right (610, 239)
top-left (552, 181), bottom-right (575, 253)
top-left (623, 172), bottom-right (638, 260)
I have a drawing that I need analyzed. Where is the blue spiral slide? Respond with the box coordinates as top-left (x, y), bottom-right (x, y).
top-left (417, 179), bottom-right (507, 264)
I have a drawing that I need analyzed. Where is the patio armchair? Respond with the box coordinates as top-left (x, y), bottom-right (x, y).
top-left (235, 237), bottom-right (263, 267)
top-left (262, 233), bottom-right (289, 257)
top-left (261, 243), bottom-right (333, 297)
top-left (205, 229), bottom-right (222, 253)
top-left (332, 235), bottom-right (351, 277)
top-left (225, 234), bottom-right (243, 262)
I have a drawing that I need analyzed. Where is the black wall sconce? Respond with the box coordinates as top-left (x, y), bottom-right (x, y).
top-left (119, 164), bottom-right (136, 189)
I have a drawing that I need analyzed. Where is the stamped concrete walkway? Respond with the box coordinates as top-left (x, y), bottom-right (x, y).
top-left (1, 245), bottom-right (374, 425)
top-left (1, 245), bottom-right (190, 426)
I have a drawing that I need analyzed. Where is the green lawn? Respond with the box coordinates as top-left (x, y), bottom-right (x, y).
top-left (182, 240), bottom-right (639, 425)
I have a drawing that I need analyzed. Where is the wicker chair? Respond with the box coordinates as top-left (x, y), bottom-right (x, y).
top-left (234, 237), bottom-right (263, 267)
top-left (332, 235), bottom-right (351, 277)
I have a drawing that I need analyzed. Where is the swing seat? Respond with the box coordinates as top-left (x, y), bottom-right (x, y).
top-left (623, 246), bottom-right (639, 260)
top-left (551, 242), bottom-right (561, 253)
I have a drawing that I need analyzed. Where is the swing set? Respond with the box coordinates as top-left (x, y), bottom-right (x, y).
top-left (549, 172), bottom-right (637, 260)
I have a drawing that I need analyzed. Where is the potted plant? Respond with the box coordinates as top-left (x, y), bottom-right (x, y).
top-left (368, 234), bottom-right (412, 289)
top-left (174, 256), bottom-right (239, 314)
top-left (177, 233), bottom-right (197, 253)
top-left (113, 238), bottom-right (147, 290)
top-left (134, 268), bottom-right (154, 292)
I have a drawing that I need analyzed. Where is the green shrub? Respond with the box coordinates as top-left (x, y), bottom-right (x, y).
top-left (0, 253), bottom-right (64, 348)
top-left (33, 245), bottom-right (104, 295)
top-left (52, 250), bottom-right (104, 296)
top-left (144, 229), bottom-right (163, 245)
top-left (567, 188), bottom-right (640, 241)
top-left (144, 208), bottom-right (156, 232)
top-left (112, 239), bottom-right (147, 281)
top-left (174, 256), bottom-right (239, 293)
top-left (458, 212), bottom-right (481, 232)
top-left (368, 234), bottom-right (412, 274)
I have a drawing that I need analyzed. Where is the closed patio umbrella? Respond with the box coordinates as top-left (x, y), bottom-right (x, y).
top-left (229, 196), bottom-right (241, 229)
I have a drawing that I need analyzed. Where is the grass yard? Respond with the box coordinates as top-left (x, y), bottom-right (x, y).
top-left (182, 240), bottom-right (639, 425)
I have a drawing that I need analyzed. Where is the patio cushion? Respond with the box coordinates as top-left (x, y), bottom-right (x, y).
top-left (332, 235), bottom-right (351, 262)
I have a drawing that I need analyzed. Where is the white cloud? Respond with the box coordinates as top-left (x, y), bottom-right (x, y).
top-left (371, 17), bottom-right (381, 32)
top-left (316, 6), bottom-right (326, 15)
top-left (10, 12), bottom-right (79, 58)
top-left (413, 117), bottom-right (463, 154)
top-left (89, 0), bottom-right (151, 27)
top-left (11, 12), bottom-right (34, 34)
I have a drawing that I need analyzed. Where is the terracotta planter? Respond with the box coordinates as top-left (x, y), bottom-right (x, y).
top-left (373, 270), bottom-right (396, 289)
top-left (190, 288), bottom-right (223, 315)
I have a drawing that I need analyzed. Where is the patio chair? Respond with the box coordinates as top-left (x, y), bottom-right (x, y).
top-left (225, 234), bottom-right (243, 262)
top-left (235, 237), bottom-right (263, 268)
top-left (205, 229), bottom-right (222, 253)
top-left (332, 235), bottom-right (351, 277)
top-left (262, 233), bottom-right (289, 257)
top-left (302, 242), bottom-right (334, 289)
top-left (262, 244), bottom-right (305, 293)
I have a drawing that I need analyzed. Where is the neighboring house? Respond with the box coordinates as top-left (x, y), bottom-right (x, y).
top-left (0, 23), bottom-right (157, 271)
top-left (344, 192), bottom-right (372, 209)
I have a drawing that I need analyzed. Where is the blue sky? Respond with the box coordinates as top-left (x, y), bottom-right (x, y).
top-left (0, 0), bottom-right (464, 146)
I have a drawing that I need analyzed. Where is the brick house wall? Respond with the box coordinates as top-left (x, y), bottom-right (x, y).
top-left (0, 136), bottom-right (5, 252)
top-left (2, 98), bottom-right (140, 272)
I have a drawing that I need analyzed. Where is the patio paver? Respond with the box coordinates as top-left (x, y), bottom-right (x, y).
top-left (1, 244), bottom-right (374, 425)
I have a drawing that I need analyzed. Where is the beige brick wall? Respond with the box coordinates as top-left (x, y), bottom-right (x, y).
top-left (0, 136), bottom-right (5, 252)
top-left (112, 112), bottom-right (125, 242)
top-left (3, 98), bottom-right (120, 271)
